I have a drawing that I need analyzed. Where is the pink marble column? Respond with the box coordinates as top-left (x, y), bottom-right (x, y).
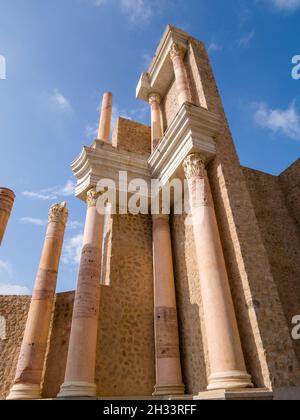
top-left (7, 203), bottom-right (68, 400)
top-left (149, 93), bottom-right (163, 151)
top-left (183, 154), bottom-right (253, 391)
top-left (97, 92), bottom-right (113, 142)
top-left (0, 188), bottom-right (15, 246)
top-left (152, 214), bottom-right (185, 396)
top-left (170, 43), bottom-right (191, 107)
top-left (58, 188), bottom-right (104, 398)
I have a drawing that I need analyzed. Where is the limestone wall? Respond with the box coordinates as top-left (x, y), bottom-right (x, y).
top-left (243, 167), bottom-right (300, 370)
top-left (112, 117), bottom-right (151, 155)
top-left (0, 296), bottom-right (31, 399)
top-left (279, 159), bottom-right (300, 230)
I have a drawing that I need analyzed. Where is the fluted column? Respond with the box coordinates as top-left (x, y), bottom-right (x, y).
top-left (7, 202), bottom-right (68, 400)
top-left (183, 154), bottom-right (253, 391)
top-left (97, 92), bottom-right (113, 142)
top-left (58, 188), bottom-right (104, 398)
top-left (149, 93), bottom-right (163, 151)
top-left (0, 188), bottom-right (15, 246)
top-left (170, 43), bottom-right (191, 107)
top-left (152, 214), bottom-right (185, 396)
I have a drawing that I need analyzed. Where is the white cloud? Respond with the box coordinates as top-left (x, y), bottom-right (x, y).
top-left (23, 180), bottom-right (76, 201)
top-left (0, 283), bottom-right (30, 296)
top-left (50, 89), bottom-right (72, 112)
top-left (20, 217), bottom-right (47, 226)
top-left (0, 259), bottom-right (29, 295)
top-left (271, 0), bottom-right (300, 11)
top-left (208, 42), bottom-right (222, 53)
top-left (254, 102), bottom-right (300, 140)
top-left (89, 0), bottom-right (162, 24)
top-left (238, 30), bottom-right (255, 47)
top-left (20, 217), bottom-right (82, 230)
top-left (0, 260), bottom-right (13, 279)
top-left (62, 233), bottom-right (84, 265)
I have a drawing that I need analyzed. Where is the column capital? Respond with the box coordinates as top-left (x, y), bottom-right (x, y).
top-left (149, 93), bottom-right (161, 105)
top-left (170, 43), bottom-right (185, 61)
top-left (48, 202), bottom-right (69, 226)
top-left (183, 154), bottom-right (207, 179)
top-left (86, 188), bottom-right (102, 207)
top-left (0, 188), bottom-right (15, 213)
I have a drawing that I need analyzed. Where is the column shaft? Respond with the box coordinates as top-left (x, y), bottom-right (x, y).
top-left (149, 93), bottom-right (163, 151)
top-left (97, 92), bottom-right (113, 142)
top-left (7, 203), bottom-right (68, 400)
top-left (152, 215), bottom-right (185, 396)
top-left (0, 188), bottom-right (15, 246)
top-left (58, 188), bottom-right (104, 398)
top-left (183, 154), bottom-right (253, 391)
top-left (170, 44), bottom-right (191, 107)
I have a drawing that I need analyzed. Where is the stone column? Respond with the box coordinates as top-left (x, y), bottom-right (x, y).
top-left (58, 188), bottom-right (104, 398)
top-left (170, 43), bottom-right (191, 107)
top-left (0, 188), bottom-right (15, 246)
top-left (149, 93), bottom-right (163, 151)
top-left (7, 202), bottom-right (68, 400)
top-left (183, 154), bottom-right (253, 391)
top-left (97, 92), bottom-right (113, 142)
top-left (152, 214), bottom-right (185, 396)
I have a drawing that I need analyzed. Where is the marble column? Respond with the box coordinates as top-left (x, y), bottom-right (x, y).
top-left (97, 92), bottom-right (113, 142)
top-left (183, 154), bottom-right (253, 391)
top-left (170, 43), bottom-right (191, 107)
top-left (0, 188), bottom-right (15, 246)
top-left (152, 214), bottom-right (185, 396)
top-left (7, 202), bottom-right (68, 400)
top-left (149, 93), bottom-right (163, 151)
top-left (58, 188), bottom-right (104, 398)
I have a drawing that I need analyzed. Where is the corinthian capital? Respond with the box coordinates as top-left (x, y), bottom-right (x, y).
top-left (170, 43), bottom-right (185, 60)
top-left (148, 93), bottom-right (161, 106)
top-left (86, 188), bottom-right (102, 207)
top-left (48, 202), bottom-right (69, 225)
top-left (183, 154), bottom-right (206, 179)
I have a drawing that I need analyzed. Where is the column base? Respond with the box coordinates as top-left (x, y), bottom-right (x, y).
top-left (6, 384), bottom-right (42, 400)
top-left (207, 370), bottom-right (253, 391)
top-left (153, 383), bottom-right (185, 397)
top-left (57, 382), bottom-right (97, 399)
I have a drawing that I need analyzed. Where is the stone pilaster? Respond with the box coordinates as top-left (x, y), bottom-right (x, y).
top-left (170, 43), bottom-right (191, 107)
top-left (58, 188), bottom-right (104, 398)
top-left (152, 213), bottom-right (185, 396)
top-left (97, 92), bottom-right (113, 142)
top-left (183, 154), bottom-right (253, 391)
top-left (149, 93), bottom-right (163, 151)
top-left (0, 188), bottom-right (15, 246)
top-left (7, 202), bottom-right (68, 400)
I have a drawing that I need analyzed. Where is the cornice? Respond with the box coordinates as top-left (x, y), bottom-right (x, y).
top-left (136, 25), bottom-right (189, 102)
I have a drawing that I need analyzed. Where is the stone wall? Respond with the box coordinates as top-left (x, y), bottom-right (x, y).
top-left (243, 167), bottom-right (300, 370)
top-left (0, 296), bottom-right (31, 400)
top-left (112, 117), bottom-right (151, 156)
top-left (279, 159), bottom-right (300, 230)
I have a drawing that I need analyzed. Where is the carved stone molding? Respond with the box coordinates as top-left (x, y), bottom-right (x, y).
top-left (48, 202), bottom-right (69, 225)
top-left (183, 154), bottom-right (206, 180)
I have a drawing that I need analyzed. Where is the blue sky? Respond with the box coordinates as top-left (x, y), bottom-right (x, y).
top-left (0, 0), bottom-right (299, 294)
